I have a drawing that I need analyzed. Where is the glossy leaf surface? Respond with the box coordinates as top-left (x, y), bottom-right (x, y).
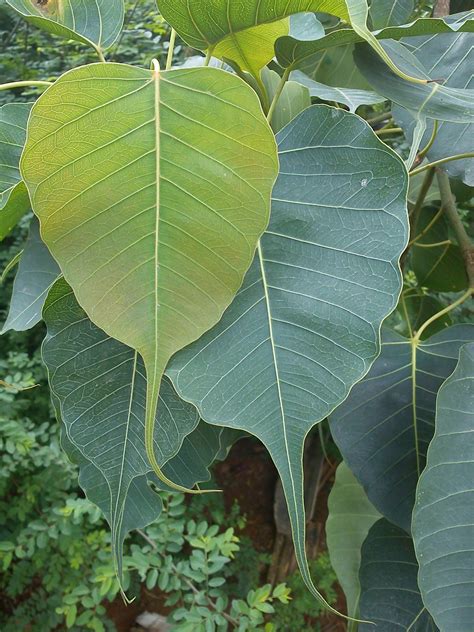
top-left (6, 0), bottom-right (124, 51)
top-left (168, 105), bottom-right (408, 607)
top-left (326, 462), bottom-right (381, 619)
top-left (1, 217), bottom-right (60, 333)
top-left (413, 343), bottom-right (474, 632)
top-left (330, 325), bottom-right (474, 532)
top-left (21, 62), bottom-right (277, 490)
top-left (369, 0), bottom-right (414, 29)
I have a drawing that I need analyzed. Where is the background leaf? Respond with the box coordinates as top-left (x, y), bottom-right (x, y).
top-left (6, 0), bottom-right (124, 51)
top-left (394, 13), bottom-right (474, 185)
top-left (326, 462), bottom-right (381, 621)
top-left (354, 39), bottom-right (474, 123)
top-left (0, 103), bottom-right (31, 240)
top-left (21, 62), bottom-right (277, 490)
top-left (358, 519), bottom-right (437, 631)
top-left (369, 0), bottom-right (415, 29)
top-left (261, 68), bottom-right (311, 131)
top-left (412, 342), bottom-right (474, 632)
top-left (290, 69), bottom-right (385, 112)
top-left (412, 206), bottom-right (468, 292)
top-left (1, 217), bottom-right (60, 333)
top-left (42, 279), bottom-right (201, 578)
top-left (330, 325), bottom-right (474, 532)
top-left (168, 105), bottom-right (408, 608)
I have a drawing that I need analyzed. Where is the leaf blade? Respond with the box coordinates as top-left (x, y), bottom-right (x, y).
top-left (412, 342), bottom-right (474, 631)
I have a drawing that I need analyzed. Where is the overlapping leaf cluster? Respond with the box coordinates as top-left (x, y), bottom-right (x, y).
top-left (1, 0), bottom-right (473, 629)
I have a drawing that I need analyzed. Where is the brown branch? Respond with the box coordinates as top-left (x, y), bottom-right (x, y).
top-left (436, 169), bottom-right (474, 288)
top-left (434, 0), bottom-right (450, 17)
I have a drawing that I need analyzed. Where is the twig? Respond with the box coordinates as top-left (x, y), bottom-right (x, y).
top-left (434, 0), bottom-right (450, 18)
top-left (437, 169), bottom-right (474, 287)
top-left (410, 152), bottom-right (474, 177)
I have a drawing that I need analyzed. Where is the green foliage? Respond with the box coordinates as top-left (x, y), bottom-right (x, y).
top-left (1, 1), bottom-right (473, 630)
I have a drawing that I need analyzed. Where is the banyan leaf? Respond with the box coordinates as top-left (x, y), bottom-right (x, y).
top-left (290, 69), bottom-right (385, 112)
top-left (167, 104), bottom-right (409, 611)
top-left (157, 0), bottom-right (427, 83)
top-left (1, 217), bottom-right (60, 333)
top-left (394, 13), bottom-right (474, 185)
top-left (412, 206), bottom-right (468, 292)
top-left (0, 103), bottom-right (32, 241)
top-left (412, 342), bottom-right (474, 632)
top-left (261, 68), bottom-right (311, 132)
top-left (330, 324), bottom-right (474, 532)
top-left (353, 39), bottom-right (474, 123)
top-left (275, 14), bottom-right (474, 70)
top-left (42, 279), bottom-right (204, 579)
top-left (369, 0), bottom-right (415, 30)
top-left (358, 519), bottom-right (438, 631)
top-left (20, 62), bottom-right (277, 493)
top-left (5, 0), bottom-right (124, 54)
top-left (326, 462), bottom-right (381, 621)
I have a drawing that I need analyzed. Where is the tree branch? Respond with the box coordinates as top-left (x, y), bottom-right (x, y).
top-left (434, 0), bottom-right (450, 17)
top-left (436, 169), bottom-right (474, 288)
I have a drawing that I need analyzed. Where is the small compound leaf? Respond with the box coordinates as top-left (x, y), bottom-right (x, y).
top-left (412, 206), bottom-right (468, 292)
top-left (2, 217), bottom-right (60, 333)
top-left (326, 462), bottom-right (381, 620)
top-left (261, 68), bottom-right (311, 131)
top-left (6, 0), bottom-right (124, 51)
top-left (394, 13), bottom-right (474, 185)
top-left (0, 103), bottom-right (32, 240)
top-left (412, 342), bottom-right (474, 632)
top-left (290, 69), bottom-right (385, 112)
top-left (354, 39), bottom-right (474, 123)
top-left (21, 62), bottom-right (277, 491)
top-left (42, 279), bottom-right (200, 579)
top-left (168, 105), bottom-right (408, 609)
top-left (330, 325), bottom-right (474, 532)
top-left (359, 519), bottom-right (438, 631)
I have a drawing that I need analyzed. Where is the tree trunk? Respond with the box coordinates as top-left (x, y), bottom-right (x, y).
top-left (434, 0), bottom-right (450, 17)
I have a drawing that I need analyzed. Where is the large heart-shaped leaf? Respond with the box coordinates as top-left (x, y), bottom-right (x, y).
top-left (6, 0), bottom-right (124, 53)
top-left (0, 103), bottom-right (31, 241)
top-left (412, 342), bottom-right (474, 632)
top-left (157, 0), bottom-right (424, 83)
top-left (42, 279), bottom-right (208, 578)
top-left (275, 15), bottom-right (474, 70)
top-left (2, 217), bottom-right (60, 333)
top-left (330, 325), bottom-right (474, 532)
top-left (359, 519), bottom-right (437, 631)
top-left (167, 105), bottom-right (408, 610)
top-left (394, 14), bottom-right (474, 185)
top-left (21, 62), bottom-right (277, 492)
top-left (326, 462), bottom-right (381, 621)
